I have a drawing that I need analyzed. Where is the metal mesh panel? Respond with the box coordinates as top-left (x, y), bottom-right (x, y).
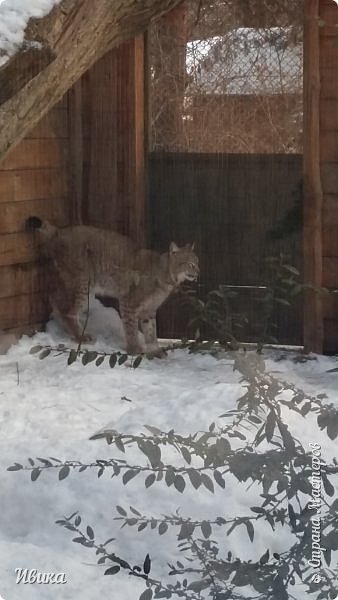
top-left (149, 0), bottom-right (303, 153)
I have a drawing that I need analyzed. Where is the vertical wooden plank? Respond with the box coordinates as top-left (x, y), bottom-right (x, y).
top-left (128, 34), bottom-right (145, 246)
top-left (303, 0), bottom-right (323, 353)
top-left (77, 39), bottom-right (145, 242)
top-left (68, 80), bottom-right (83, 224)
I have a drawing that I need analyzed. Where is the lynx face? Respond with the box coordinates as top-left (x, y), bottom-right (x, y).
top-left (169, 242), bottom-right (199, 284)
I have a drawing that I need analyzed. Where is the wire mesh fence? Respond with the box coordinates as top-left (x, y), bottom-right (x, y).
top-left (148, 0), bottom-right (303, 153)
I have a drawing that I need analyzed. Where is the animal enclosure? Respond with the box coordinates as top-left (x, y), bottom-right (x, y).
top-left (0, 0), bottom-right (338, 353)
top-left (148, 0), bottom-right (304, 345)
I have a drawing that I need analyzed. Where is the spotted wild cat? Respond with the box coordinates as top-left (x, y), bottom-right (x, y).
top-left (26, 217), bottom-right (199, 354)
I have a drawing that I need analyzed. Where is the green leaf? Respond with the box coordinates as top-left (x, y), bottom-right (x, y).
top-left (118, 354), bottom-right (128, 365)
top-left (87, 526), bottom-right (94, 540)
top-left (37, 457), bottom-right (53, 467)
top-left (143, 554), bottom-right (151, 575)
top-left (95, 355), bottom-right (105, 366)
top-left (109, 353), bottom-right (118, 368)
top-left (165, 468), bottom-right (175, 487)
top-left (283, 264), bottom-right (300, 275)
top-left (226, 520), bottom-right (241, 537)
top-left (213, 470), bottom-right (225, 488)
top-left (248, 415), bottom-right (261, 424)
top-left (246, 521), bottom-right (254, 542)
top-left (300, 402), bottom-right (311, 416)
top-left (181, 447), bottom-right (191, 464)
top-left (278, 421), bottom-right (296, 454)
top-left (31, 468), bottom-right (41, 481)
top-left (59, 465), bottom-right (70, 480)
top-left (82, 351), bottom-right (97, 365)
top-left (274, 297), bottom-right (291, 307)
top-left (130, 506), bottom-right (142, 516)
top-left (250, 507), bottom-right (265, 514)
top-left (30, 345), bottom-right (43, 354)
top-left (139, 589), bottom-right (152, 600)
top-left (144, 425), bottom-right (162, 436)
top-left (39, 348), bottom-right (51, 360)
top-left (122, 470), bottom-right (139, 485)
top-left (139, 442), bottom-right (161, 467)
top-left (158, 522), bottom-right (168, 535)
top-left (259, 549), bottom-right (269, 564)
top-left (322, 474), bottom-right (335, 497)
top-left (201, 473), bottom-right (214, 493)
top-left (265, 411), bottom-right (276, 442)
top-left (178, 522), bottom-right (195, 540)
top-left (187, 580), bottom-right (210, 593)
top-left (115, 437), bottom-right (125, 453)
top-left (201, 521), bottom-right (212, 538)
top-left (67, 350), bottom-right (78, 365)
top-left (104, 566), bottom-right (120, 575)
top-left (7, 463), bottom-right (23, 471)
top-left (145, 473), bottom-right (156, 488)
top-left (133, 355), bottom-right (143, 368)
top-left (187, 469), bottom-right (201, 489)
top-left (288, 503), bottom-right (297, 528)
top-left (174, 475), bottom-right (186, 493)
top-left (116, 505), bottom-right (127, 516)
top-left (327, 418), bottom-right (338, 440)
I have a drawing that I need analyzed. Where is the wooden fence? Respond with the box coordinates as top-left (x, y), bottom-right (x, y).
top-left (148, 152), bottom-right (303, 345)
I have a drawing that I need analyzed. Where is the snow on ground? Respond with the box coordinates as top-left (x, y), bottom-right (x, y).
top-left (0, 300), bottom-right (337, 599)
top-left (0, 0), bottom-right (61, 66)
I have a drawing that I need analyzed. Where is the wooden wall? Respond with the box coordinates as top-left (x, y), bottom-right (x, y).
top-left (80, 36), bottom-right (145, 245)
top-left (0, 96), bottom-right (70, 339)
top-left (0, 37), bottom-right (145, 344)
top-left (319, 0), bottom-right (338, 352)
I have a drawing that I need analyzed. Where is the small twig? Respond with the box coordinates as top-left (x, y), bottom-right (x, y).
top-left (76, 275), bottom-right (91, 356)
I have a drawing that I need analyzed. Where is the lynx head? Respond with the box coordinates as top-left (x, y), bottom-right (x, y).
top-left (168, 242), bottom-right (199, 284)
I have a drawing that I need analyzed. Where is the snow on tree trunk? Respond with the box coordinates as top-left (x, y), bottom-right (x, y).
top-left (0, 0), bottom-right (182, 160)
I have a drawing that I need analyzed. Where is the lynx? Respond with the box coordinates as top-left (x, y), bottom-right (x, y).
top-left (26, 217), bottom-right (199, 354)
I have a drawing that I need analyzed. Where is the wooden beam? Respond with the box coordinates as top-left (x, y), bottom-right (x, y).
top-left (303, 0), bottom-right (323, 353)
top-left (68, 80), bottom-right (83, 224)
top-left (128, 34), bottom-right (145, 246)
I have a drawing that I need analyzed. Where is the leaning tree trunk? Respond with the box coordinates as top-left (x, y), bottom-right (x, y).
top-left (0, 0), bottom-right (183, 160)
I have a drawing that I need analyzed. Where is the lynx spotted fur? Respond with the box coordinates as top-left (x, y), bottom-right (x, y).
top-left (26, 217), bottom-right (199, 354)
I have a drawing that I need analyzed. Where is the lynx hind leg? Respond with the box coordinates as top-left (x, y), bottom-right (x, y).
top-left (139, 314), bottom-right (159, 352)
top-left (50, 281), bottom-right (94, 343)
top-left (120, 303), bottom-right (144, 355)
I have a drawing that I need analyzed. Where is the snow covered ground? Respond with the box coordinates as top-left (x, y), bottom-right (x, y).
top-left (0, 0), bottom-right (61, 66)
top-left (0, 300), bottom-right (337, 599)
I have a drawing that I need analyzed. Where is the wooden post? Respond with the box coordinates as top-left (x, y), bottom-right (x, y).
top-left (68, 79), bottom-right (83, 225)
top-left (303, 0), bottom-right (323, 353)
top-left (128, 34), bottom-right (145, 246)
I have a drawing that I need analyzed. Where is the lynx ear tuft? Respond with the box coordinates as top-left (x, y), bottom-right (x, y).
top-left (169, 242), bottom-right (179, 254)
